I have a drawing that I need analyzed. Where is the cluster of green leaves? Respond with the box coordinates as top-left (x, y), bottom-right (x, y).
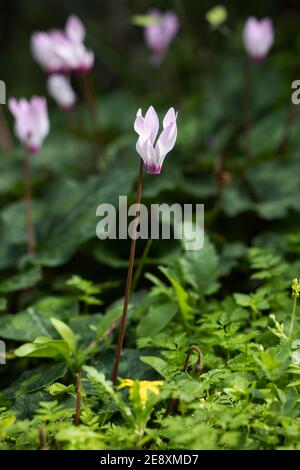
top-left (0, 238), bottom-right (300, 449)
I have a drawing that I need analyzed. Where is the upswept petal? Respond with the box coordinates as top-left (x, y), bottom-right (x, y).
top-left (66, 15), bottom-right (85, 43)
top-left (163, 107), bottom-right (177, 128)
top-left (163, 12), bottom-right (180, 42)
top-left (144, 106), bottom-right (159, 144)
top-left (47, 75), bottom-right (76, 109)
top-left (136, 136), bottom-right (149, 166)
top-left (32, 97), bottom-right (50, 140)
top-left (134, 110), bottom-right (149, 141)
top-left (157, 121), bottom-right (177, 158)
top-left (31, 32), bottom-right (64, 73)
top-left (8, 98), bottom-right (19, 118)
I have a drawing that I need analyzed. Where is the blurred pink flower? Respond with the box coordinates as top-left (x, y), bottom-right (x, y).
top-left (134, 106), bottom-right (178, 174)
top-left (144, 9), bottom-right (179, 63)
top-left (31, 15), bottom-right (94, 74)
top-left (243, 17), bottom-right (274, 61)
top-left (47, 74), bottom-right (77, 109)
top-left (8, 96), bottom-right (50, 154)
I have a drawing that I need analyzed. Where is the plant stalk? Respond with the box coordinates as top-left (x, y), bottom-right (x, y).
top-left (78, 73), bottom-right (102, 143)
top-left (73, 372), bottom-right (81, 426)
top-left (112, 159), bottom-right (144, 385)
top-left (289, 294), bottom-right (298, 337)
top-left (0, 104), bottom-right (13, 153)
top-left (23, 151), bottom-right (35, 254)
top-left (163, 345), bottom-right (203, 418)
top-left (132, 239), bottom-right (153, 292)
top-left (38, 426), bottom-right (48, 450)
top-left (243, 58), bottom-right (252, 159)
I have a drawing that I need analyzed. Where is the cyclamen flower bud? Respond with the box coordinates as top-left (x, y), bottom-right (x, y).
top-left (145, 9), bottom-right (179, 63)
top-left (134, 106), bottom-right (178, 174)
top-left (47, 75), bottom-right (76, 109)
top-left (8, 96), bottom-right (50, 155)
top-left (243, 17), bottom-right (274, 61)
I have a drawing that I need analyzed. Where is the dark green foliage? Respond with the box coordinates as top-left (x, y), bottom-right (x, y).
top-left (1, 2), bottom-right (300, 451)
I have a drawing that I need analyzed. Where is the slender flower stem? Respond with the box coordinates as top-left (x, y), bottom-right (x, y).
top-left (73, 372), bottom-right (81, 426)
top-left (23, 151), bottom-right (35, 254)
top-left (38, 426), bottom-right (48, 450)
top-left (77, 73), bottom-right (102, 143)
top-left (276, 105), bottom-right (300, 156)
top-left (163, 345), bottom-right (203, 418)
top-left (289, 294), bottom-right (298, 337)
top-left (0, 105), bottom-right (13, 152)
top-left (181, 345), bottom-right (203, 373)
top-left (112, 159), bottom-right (144, 385)
top-left (243, 58), bottom-right (252, 159)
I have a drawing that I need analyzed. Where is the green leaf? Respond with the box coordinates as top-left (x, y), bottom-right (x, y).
top-left (96, 305), bottom-right (123, 340)
top-left (32, 164), bottom-right (136, 267)
top-left (0, 309), bottom-right (54, 342)
top-left (140, 356), bottom-right (171, 379)
top-left (48, 382), bottom-right (75, 396)
top-left (51, 317), bottom-right (77, 352)
top-left (15, 337), bottom-right (71, 363)
top-left (131, 14), bottom-right (158, 27)
top-left (179, 237), bottom-right (220, 296)
top-left (3, 362), bottom-right (67, 399)
top-left (0, 297), bottom-right (78, 342)
top-left (160, 267), bottom-right (194, 325)
top-left (0, 267), bottom-right (42, 293)
top-left (137, 302), bottom-right (178, 338)
top-left (0, 298), bottom-right (7, 311)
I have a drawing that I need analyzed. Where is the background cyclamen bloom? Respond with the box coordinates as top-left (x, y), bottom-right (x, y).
top-left (145, 9), bottom-right (179, 62)
top-left (31, 15), bottom-right (94, 74)
top-left (243, 17), bottom-right (274, 61)
top-left (8, 96), bottom-right (50, 154)
top-left (134, 106), bottom-right (178, 174)
top-left (31, 31), bottom-right (70, 74)
top-left (47, 75), bottom-right (77, 109)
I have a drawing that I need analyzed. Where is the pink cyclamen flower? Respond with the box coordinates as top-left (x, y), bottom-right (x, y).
top-left (243, 17), bottom-right (274, 61)
top-left (8, 96), bottom-right (50, 155)
top-left (47, 74), bottom-right (77, 109)
top-left (134, 106), bottom-right (178, 174)
top-left (31, 15), bottom-right (94, 74)
top-left (145, 9), bottom-right (179, 62)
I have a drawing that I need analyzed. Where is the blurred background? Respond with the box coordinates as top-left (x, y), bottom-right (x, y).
top-left (1, 0), bottom-right (300, 97)
top-left (1, 0), bottom-right (300, 299)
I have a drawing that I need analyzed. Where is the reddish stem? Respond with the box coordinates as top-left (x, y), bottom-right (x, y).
top-left (73, 372), bottom-right (81, 426)
top-left (243, 58), bottom-right (252, 159)
top-left (78, 73), bottom-right (102, 143)
top-left (112, 159), bottom-right (144, 384)
top-left (0, 105), bottom-right (13, 153)
top-left (24, 151), bottom-right (35, 254)
top-left (38, 426), bottom-right (48, 450)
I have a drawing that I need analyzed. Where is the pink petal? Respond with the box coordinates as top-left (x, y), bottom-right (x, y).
top-left (157, 121), bottom-right (177, 158)
top-left (134, 109), bottom-right (149, 140)
top-left (145, 106), bottom-right (159, 144)
top-left (66, 15), bottom-right (85, 43)
top-left (163, 107), bottom-right (177, 128)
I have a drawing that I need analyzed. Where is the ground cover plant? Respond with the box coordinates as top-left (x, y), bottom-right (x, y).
top-left (1, 0), bottom-right (300, 450)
